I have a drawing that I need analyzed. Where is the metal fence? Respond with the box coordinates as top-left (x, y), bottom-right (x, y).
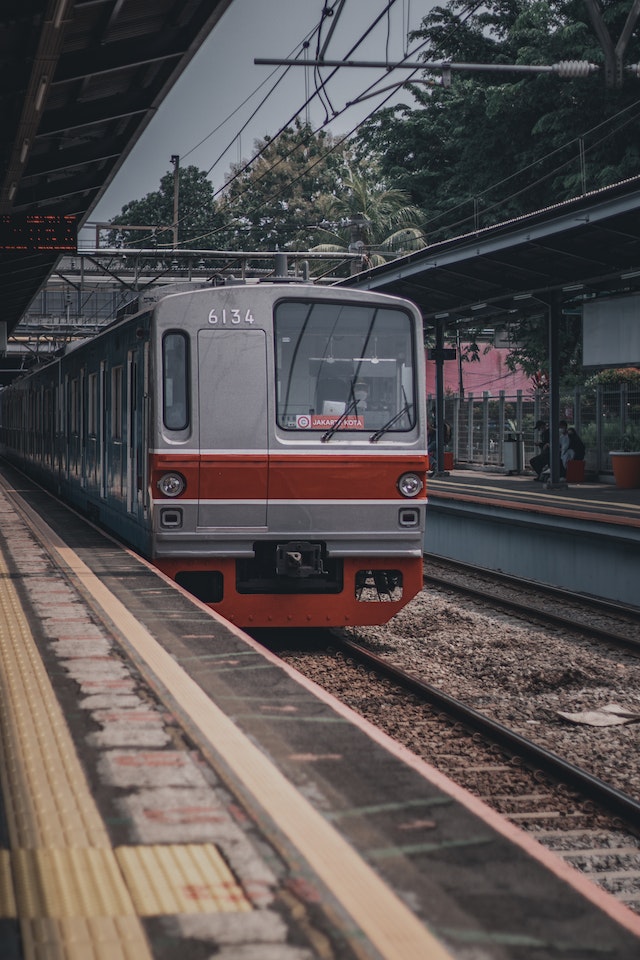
top-left (428, 384), bottom-right (640, 477)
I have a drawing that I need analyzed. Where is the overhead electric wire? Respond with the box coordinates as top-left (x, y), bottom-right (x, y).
top-left (115, 2), bottom-right (400, 248)
top-left (115, 0), bottom-right (466, 250)
top-left (314, 2), bottom-right (337, 123)
top-left (208, 1), bottom-right (405, 197)
top-left (151, 2), bottom-right (424, 249)
top-left (115, 0), bottom-right (631, 258)
top-left (417, 95), bottom-right (640, 239)
top-left (182, 57), bottom-right (302, 162)
top-left (176, 1), bottom-right (487, 248)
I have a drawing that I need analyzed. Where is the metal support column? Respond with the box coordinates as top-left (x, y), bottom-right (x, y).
top-left (434, 318), bottom-right (446, 474)
top-left (547, 292), bottom-right (562, 486)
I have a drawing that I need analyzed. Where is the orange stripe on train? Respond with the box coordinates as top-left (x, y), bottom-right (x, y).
top-left (150, 454), bottom-right (427, 501)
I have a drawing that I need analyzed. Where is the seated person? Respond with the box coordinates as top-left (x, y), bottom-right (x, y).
top-left (565, 426), bottom-right (585, 467)
top-left (558, 421), bottom-right (585, 477)
top-left (530, 420), bottom-right (550, 480)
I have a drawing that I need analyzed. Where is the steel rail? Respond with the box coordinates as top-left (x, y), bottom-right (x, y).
top-left (333, 634), bottom-right (640, 829)
top-left (426, 556), bottom-right (640, 619)
top-left (423, 566), bottom-right (640, 653)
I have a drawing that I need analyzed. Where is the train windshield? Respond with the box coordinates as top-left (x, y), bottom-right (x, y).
top-left (274, 299), bottom-right (417, 435)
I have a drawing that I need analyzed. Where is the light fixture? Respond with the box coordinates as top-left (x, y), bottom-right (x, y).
top-left (562, 283), bottom-right (584, 292)
top-left (621, 270), bottom-right (640, 280)
top-left (397, 473), bottom-right (424, 498)
top-left (35, 76), bottom-right (48, 111)
top-left (157, 473), bottom-right (186, 497)
top-left (20, 139), bottom-right (30, 163)
top-left (471, 302), bottom-right (487, 311)
top-left (8, 182), bottom-right (17, 200)
top-left (513, 292), bottom-right (533, 301)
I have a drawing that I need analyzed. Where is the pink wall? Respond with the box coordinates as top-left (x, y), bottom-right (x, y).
top-left (426, 346), bottom-right (531, 396)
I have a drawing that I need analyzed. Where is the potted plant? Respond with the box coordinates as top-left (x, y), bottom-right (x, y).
top-left (609, 424), bottom-right (640, 489)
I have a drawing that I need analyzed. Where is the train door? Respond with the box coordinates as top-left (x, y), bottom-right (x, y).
top-left (80, 367), bottom-right (86, 484)
top-left (126, 349), bottom-right (136, 513)
top-left (126, 345), bottom-right (147, 519)
top-left (100, 361), bottom-right (107, 499)
top-left (142, 341), bottom-right (150, 520)
top-left (196, 329), bottom-right (268, 528)
top-left (62, 373), bottom-right (70, 482)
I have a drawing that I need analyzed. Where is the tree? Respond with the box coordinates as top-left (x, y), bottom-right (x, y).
top-left (108, 165), bottom-right (223, 249)
top-left (585, 366), bottom-right (640, 385)
top-left (357, 0), bottom-right (640, 241)
top-left (309, 167), bottom-right (426, 272)
top-left (216, 120), bottom-right (357, 251)
top-left (503, 308), bottom-right (584, 387)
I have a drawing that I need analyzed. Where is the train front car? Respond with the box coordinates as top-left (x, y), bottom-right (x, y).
top-left (150, 283), bottom-right (427, 628)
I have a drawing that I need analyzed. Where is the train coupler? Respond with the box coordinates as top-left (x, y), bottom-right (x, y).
top-left (276, 541), bottom-right (325, 579)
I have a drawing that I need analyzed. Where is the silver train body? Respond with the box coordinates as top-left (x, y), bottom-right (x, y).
top-left (1, 280), bottom-right (428, 627)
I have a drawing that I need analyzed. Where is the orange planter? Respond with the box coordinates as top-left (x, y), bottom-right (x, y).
top-left (609, 451), bottom-right (640, 489)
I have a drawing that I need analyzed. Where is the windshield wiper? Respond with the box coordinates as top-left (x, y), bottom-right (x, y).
top-left (321, 397), bottom-right (359, 442)
top-left (369, 402), bottom-right (413, 443)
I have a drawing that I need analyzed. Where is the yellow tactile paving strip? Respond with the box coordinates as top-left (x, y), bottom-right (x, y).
top-left (116, 844), bottom-right (252, 915)
top-left (0, 546), bottom-right (153, 959)
top-left (0, 539), bottom-right (252, 958)
top-left (0, 849), bottom-right (17, 916)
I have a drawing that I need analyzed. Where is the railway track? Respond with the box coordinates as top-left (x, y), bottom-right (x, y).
top-left (269, 624), bottom-right (640, 913)
top-left (334, 634), bottom-right (640, 826)
top-left (423, 557), bottom-right (640, 652)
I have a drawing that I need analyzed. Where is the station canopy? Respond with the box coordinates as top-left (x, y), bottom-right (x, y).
top-left (3, 4), bottom-right (640, 365)
top-left (341, 175), bottom-right (640, 347)
top-left (0, 0), bottom-right (233, 336)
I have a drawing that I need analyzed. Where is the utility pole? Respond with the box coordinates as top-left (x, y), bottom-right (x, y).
top-left (584, 0), bottom-right (640, 87)
top-left (348, 213), bottom-right (369, 275)
top-left (170, 154), bottom-right (179, 247)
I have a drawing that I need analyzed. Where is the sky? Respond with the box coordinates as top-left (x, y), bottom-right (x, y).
top-left (87, 0), bottom-right (436, 233)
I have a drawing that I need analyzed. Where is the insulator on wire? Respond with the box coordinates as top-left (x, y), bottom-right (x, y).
top-left (552, 60), bottom-right (598, 78)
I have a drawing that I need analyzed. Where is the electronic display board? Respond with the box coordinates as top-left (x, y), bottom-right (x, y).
top-left (0, 214), bottom-right (77, 252)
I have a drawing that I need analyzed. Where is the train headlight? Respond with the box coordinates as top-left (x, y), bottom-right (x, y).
top-left (157, 472), bottom-right (186, 497)
top-left (397, 472), bottom-right (423, 498)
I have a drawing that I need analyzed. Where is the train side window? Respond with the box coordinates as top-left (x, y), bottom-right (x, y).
top-left (70, 378), bottom-right (80, 435)
top-left (162, 332), bottom-right (190, 431)
top-left (111, 365), bottom-right (123, 440)
top-left (88, 372), bottom-right (98, 436)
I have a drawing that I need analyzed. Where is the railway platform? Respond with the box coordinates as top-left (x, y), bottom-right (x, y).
top-left (1, 458), bottom-right (640, 960)
top-left (425, 467), bottom-right (640, 609)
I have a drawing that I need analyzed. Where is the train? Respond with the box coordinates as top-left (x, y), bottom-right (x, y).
top-left (0, 271), bottom-right (427, 628)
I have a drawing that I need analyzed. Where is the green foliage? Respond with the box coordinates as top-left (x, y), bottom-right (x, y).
top-left (216, 120), bottom-right (357, 251)
top-left (609, 422), bottom-right (640, 451)
top-left (308, 167), bottom-right (427, 273)
top-left (108, 166), bottom-right (223, 249)
top-left (585, 367), bottom-right (640, 385)
top-left (356, 0), bottom-right (640, 240)
top-left (503, 308), bottom-right (583, 384)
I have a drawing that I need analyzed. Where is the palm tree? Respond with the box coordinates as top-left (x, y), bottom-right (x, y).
top-left (311, 169), bottom-right (426, 274)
